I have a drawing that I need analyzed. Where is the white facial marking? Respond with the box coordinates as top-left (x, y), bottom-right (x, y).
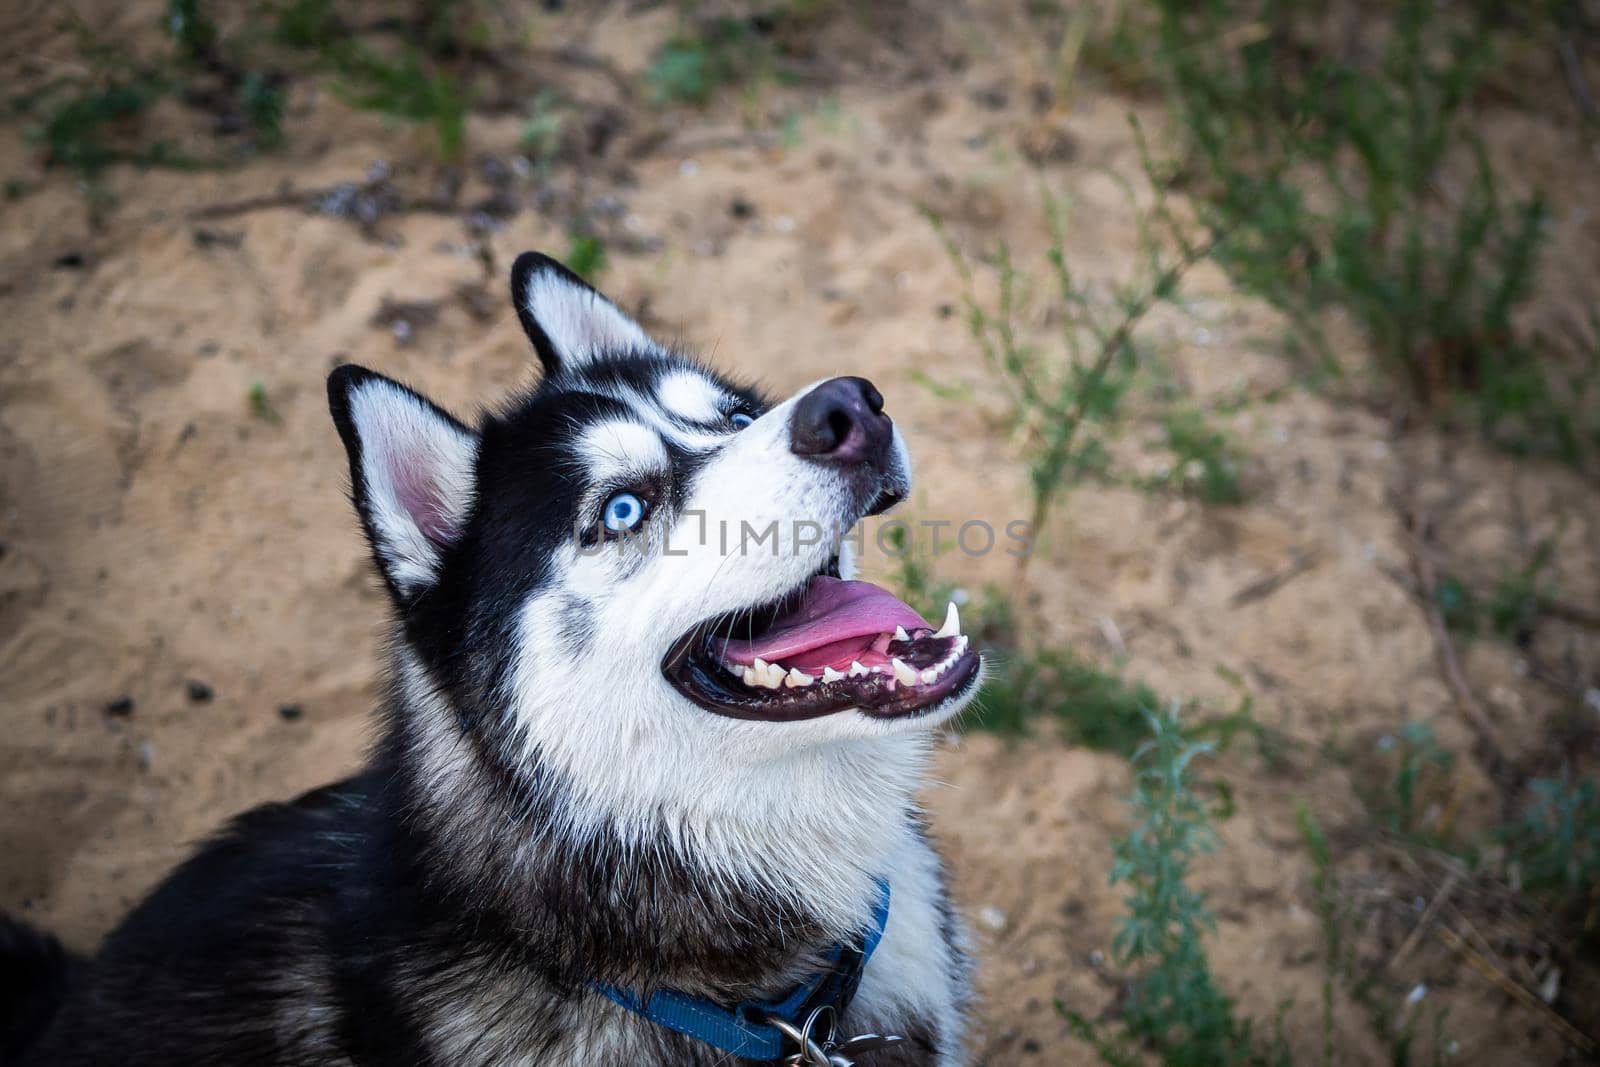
top-left (655, 369), bottom-right (727, 425)
top-left (574, 419), bottom-right (669, 485)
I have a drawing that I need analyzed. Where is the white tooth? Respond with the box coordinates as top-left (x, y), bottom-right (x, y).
top-left (849, 661), bottom-right (871, 678)
top-left (920, 667), bottom-right (938, 684)
top-left (742, 667), bottom-right (760, 687)
top-left (766, 663), bottom-right (787, 687)
top-left (753, 657), bottom-right (769, 673)
top-left (934, 601), bottom-right (960, 639)
top-left (892, 658), bottom-right (920, 686)
top-left (822, 666), bottom-right (845, 683)
top-left (956, 634), bottom-right (969, 654)
top-left (894, 626), bottom-right (911, 642)
top-left (785, 668), bottom-right (815, 688)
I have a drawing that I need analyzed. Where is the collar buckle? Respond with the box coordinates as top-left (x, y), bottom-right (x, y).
top-left (770, 1005), bottom-right (905, 1066)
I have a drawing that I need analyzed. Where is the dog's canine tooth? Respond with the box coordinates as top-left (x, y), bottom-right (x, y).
top-left (848, 661), bottom-right (870, 678)
top-left (893, 625), bottom-right (911, 642)
top-left (891, 658), bottom-right (920, 686)
top-left (785, 668), bottom-right (815, 688)
top-left (821, 666), bottom-right (845, 683)
top-left (933, 601), bottom-right (960, 640)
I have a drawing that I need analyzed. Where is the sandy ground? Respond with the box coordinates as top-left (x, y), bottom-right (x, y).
top-left (3, 2), bottom-right (1599, 1063)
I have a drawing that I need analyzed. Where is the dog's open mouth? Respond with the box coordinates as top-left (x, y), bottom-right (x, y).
top-left (663, 567), bottom-right (981, 722)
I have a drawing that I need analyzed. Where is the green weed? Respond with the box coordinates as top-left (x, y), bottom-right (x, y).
top-left (27, 77), bottom-right (170, 178)
top-left (1065, 706), bottom-right (1286, 1066)
top-left (519, 89), bottom-right (567, 171)
top-left (929, 181), bottom-right (1225, 580)
top-left (1146, 0), bottom-right (1596, 463)
top-left (241, 72), bottom-right (286, 146)
top-left (1154, 408), bottom-right (1245, 505)
top-left (328, 42), bottom-right (467, 159)
top-left (1510, 771), bottom-right (1600, 901)
top-left (163, 0), bottom-right (218, 62)
top-left (1367, 722), bottom-right (1456, 840)
top-left (646, 18), bottom-right (758, 106)
top-left (249, 382), bottom-right (282, 425)
top-left (975, 647), bottom-right (1160, 754)
top-left (563, 233), bottom-right (607, 283)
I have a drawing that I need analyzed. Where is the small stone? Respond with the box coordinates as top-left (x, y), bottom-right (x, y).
top-left (278, 703), bottom-right (304, 722)
top-left (105, 696), bottom-right (134, 718)
top-left (729, 196), bottom-right (756, 219)
top-left (977, 905), bottom-right (1006, 931)
top-left (186, 680), bottom-right (214, 704)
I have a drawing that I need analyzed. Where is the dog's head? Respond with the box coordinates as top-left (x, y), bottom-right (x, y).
top-left (328, 253), bottom-right (980, 830)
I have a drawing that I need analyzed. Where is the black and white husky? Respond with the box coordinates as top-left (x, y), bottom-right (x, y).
top-left (2, 253), bottom-right (982, 1066)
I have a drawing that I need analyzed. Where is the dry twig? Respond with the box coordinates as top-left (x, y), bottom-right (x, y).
top-left (1436, 926), bottom-right (1595, 1054)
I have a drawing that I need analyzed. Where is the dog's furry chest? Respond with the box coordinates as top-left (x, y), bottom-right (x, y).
top-left (31, 771), bottom-right (969, 1066)
top-left (386, 811), bottom-right (969, 1066)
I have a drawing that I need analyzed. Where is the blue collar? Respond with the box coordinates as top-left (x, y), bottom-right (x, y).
top-left (592, 878), bottom-right (891, 1064)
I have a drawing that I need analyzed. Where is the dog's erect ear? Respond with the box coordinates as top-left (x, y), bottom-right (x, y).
top-left (327, 365), bottom-right (478, 597)
top-left (510, 251), bottom-right (653, 377)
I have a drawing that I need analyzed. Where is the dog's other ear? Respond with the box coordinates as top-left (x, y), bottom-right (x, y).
top-left (510, 251), bottom-right (653, 377)
top-left (327, 365), bottom-right (478, 598)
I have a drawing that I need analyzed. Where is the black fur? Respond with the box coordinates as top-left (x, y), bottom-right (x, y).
top-left (0, 915), bottom-right (78, 1063)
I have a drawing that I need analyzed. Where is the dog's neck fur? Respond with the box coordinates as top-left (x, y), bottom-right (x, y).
top-left (380, 650), bottom-right (930, 1004)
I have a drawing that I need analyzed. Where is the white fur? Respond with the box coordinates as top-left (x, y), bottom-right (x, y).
top-left (573, 419), bottom-right (671, 486)
top-left (522, 272), bottom-right (653, 369)
top-left (653, 369), bottom-right (726, 424)
top-left (346, 379), bottom-right (478, 592)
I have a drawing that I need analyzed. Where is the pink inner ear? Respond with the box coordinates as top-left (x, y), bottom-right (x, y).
top-left (391, 456), bottom-right (460, 544)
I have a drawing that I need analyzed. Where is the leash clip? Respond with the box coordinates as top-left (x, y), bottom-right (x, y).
top-left (771, 1005), bottom-right (905, 1066)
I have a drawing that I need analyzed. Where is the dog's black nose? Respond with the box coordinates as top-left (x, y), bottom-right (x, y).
top-left (789, 377), bottom-right (892, 466)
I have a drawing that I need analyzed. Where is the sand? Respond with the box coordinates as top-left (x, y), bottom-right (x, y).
top-left (3, 2), bottom-right (1598, 1062)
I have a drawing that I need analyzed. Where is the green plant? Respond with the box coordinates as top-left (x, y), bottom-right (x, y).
top-left (329, 42), bottom-right (467, 159)
top-left (976, 647), bottom-right (1160, 754)
top-left (1376, 722), bottom-right (1455, 838)
top-left (1297, 805), bottom-right (1339, 1067)
top-left (1486, 536), bottom-right (1557, 641)
top-left (1154, 408), bottom-right (1244, 505)
top-left (241, 72), bottom-right (285, 146)
top-left (28, 77), bottom-right (169, 178)
top-left (164, 0), bottom-right (218, 62)
top-left (645, 17), bottom-right (771, 106)
top-left (928, 184), bottom-right (1219, 579)
top-left (249, 382), bottom-right (281, 425)
top-left (1432, 573), bottom-right (1479, 638)
top-left (1147, 0), bottom-right (1596, 463)
top-left (1511, 771), bottom-right (1600, 899)
top-left (1065, 707), bottom-right (1285, 1066)
top-left (519, 89), bottom-right (566, 170)
top-left (272, 0), bottom-right (337, 48)
top-left (563, 233), bottom-right (606, 283)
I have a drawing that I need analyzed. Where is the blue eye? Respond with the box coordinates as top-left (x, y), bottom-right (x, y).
top-left (730, 412), bottom-right (754, 430)
top-left (602, 492), bottom-right (646, 533)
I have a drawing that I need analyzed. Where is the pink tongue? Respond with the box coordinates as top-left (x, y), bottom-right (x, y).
top-left (716, 577), bottom-right (930, 668)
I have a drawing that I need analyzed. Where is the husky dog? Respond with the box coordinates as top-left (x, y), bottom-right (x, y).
top-left (2, 253), bottom-right (981, 1066)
